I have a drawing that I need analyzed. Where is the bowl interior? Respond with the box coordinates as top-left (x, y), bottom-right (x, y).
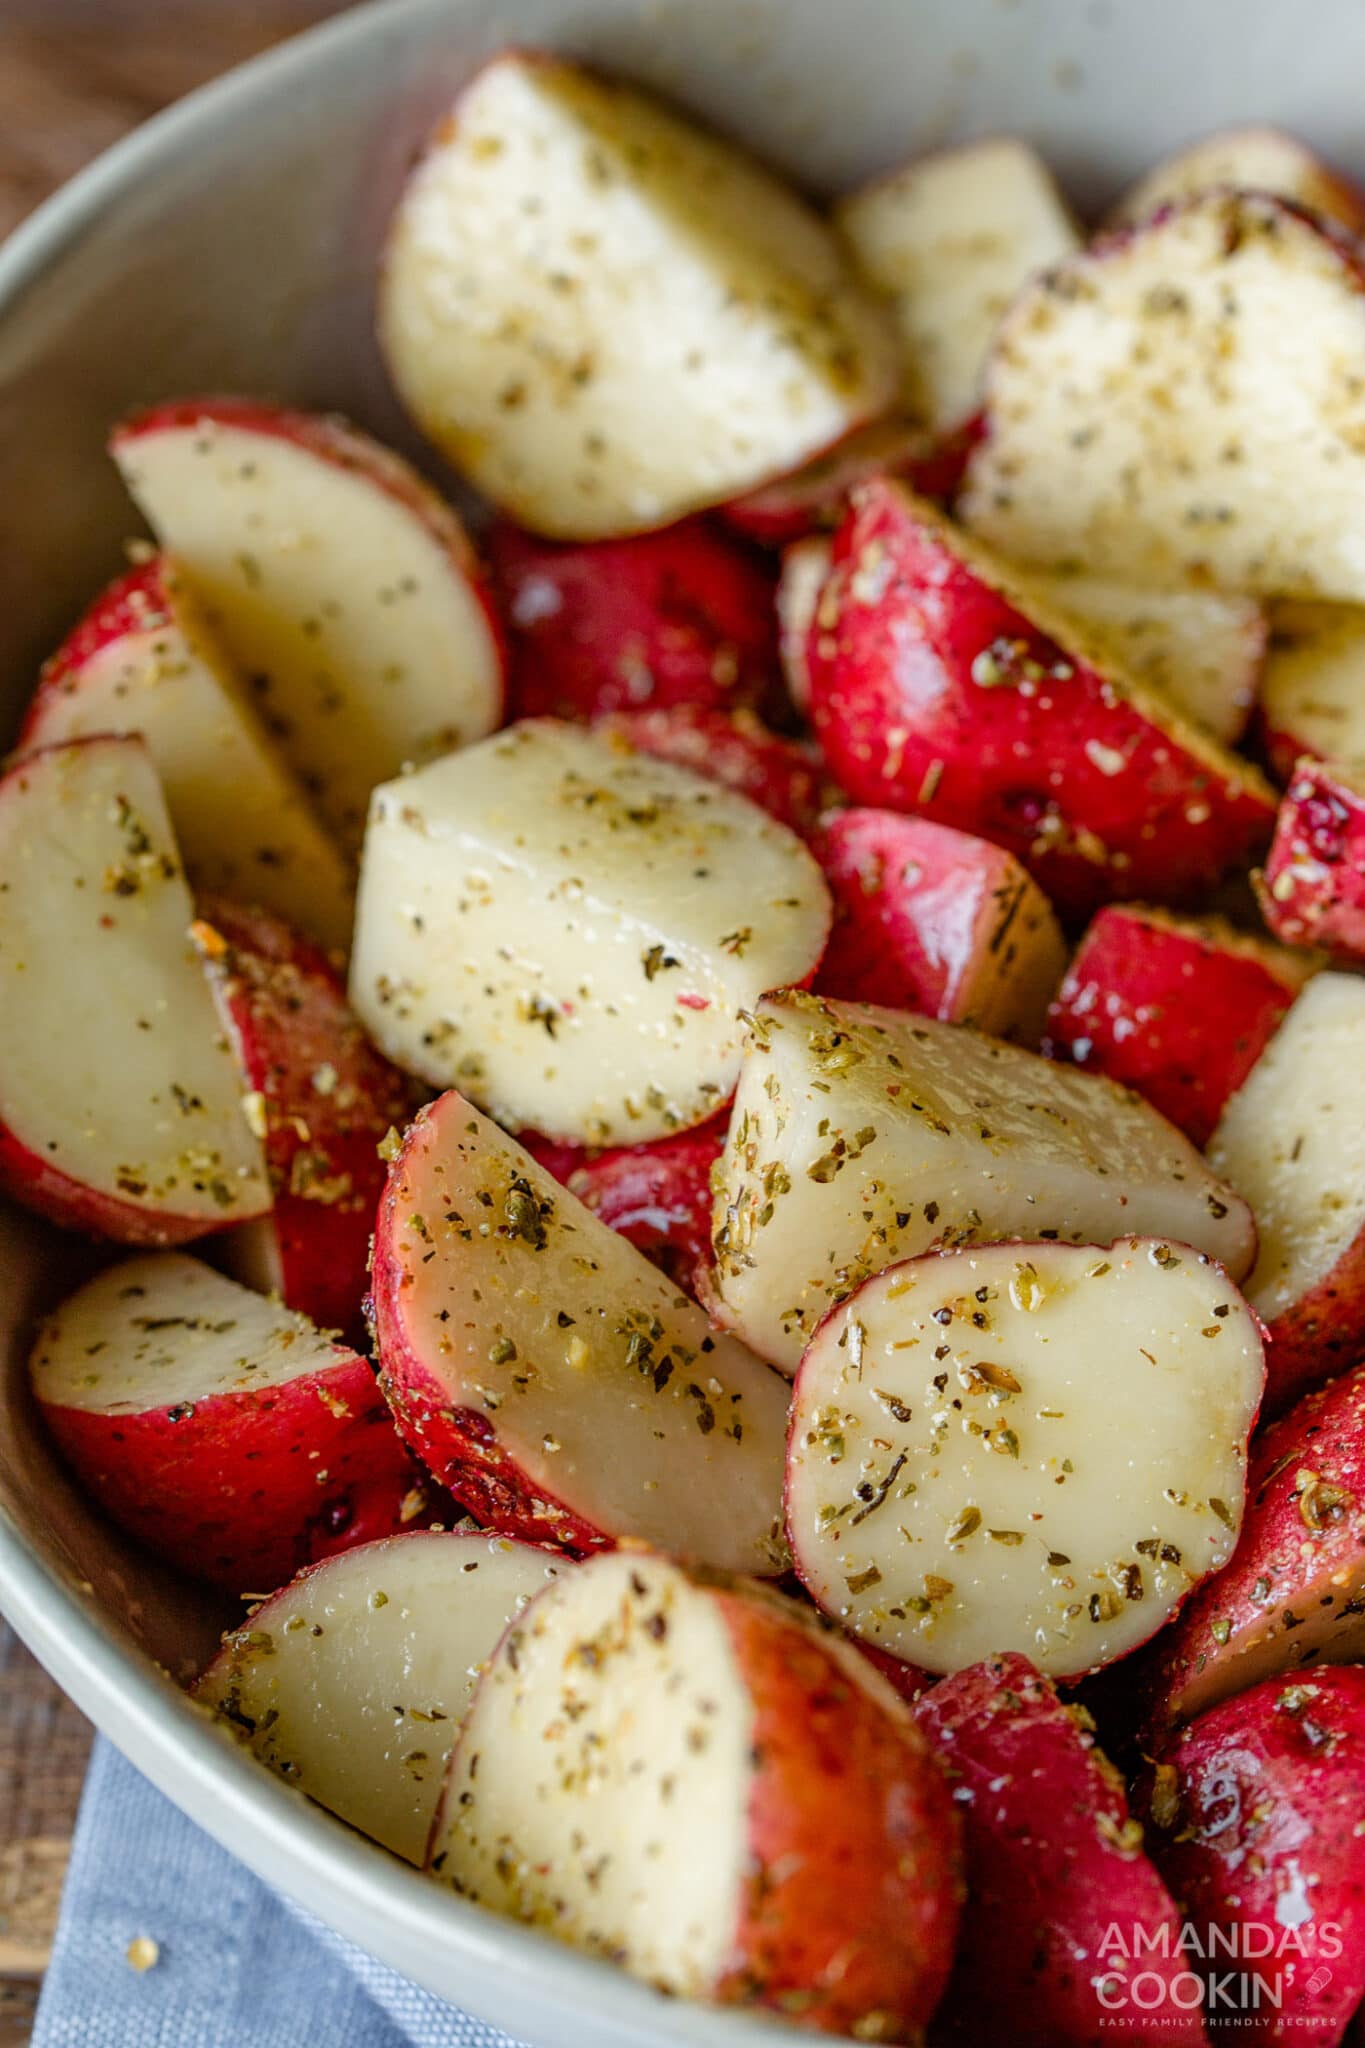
top-left (4, 0), bottom-right (1365, 2040)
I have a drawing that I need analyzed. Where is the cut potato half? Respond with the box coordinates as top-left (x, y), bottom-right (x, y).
top-left (0, 737), bottom-right (268, 1243)
top-left (786, 1238), bottom-right (1265, 1678)
top-left (20, 557), bottom-right (352, 949)
top-left (111, 399), bottom-right (505, 848)
top-left (371, 1090), bottom-right (790, 1572)
top-left (962, 192), bottom-right (1365, 601)
top-left (349, 720), bottom-right (830, 1145)
top-left (837, 137), bottom-right (1080, 434)
top-left (711, 991), bottom-right (1255, 1374)
top-left (197, 1531), bottom-right (568, 1861)
top-left (380, 53), bottom-right (899, 539)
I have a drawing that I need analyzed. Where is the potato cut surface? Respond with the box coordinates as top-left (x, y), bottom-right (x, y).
top-left (380, 54), bottom-right (898, 538)
top-left (372, 1092), bottom-right (789, 1572)
top-left (787, 1238), bottom-right (1264, 1677)
top-left (837, 138), bottom-right (1079, 434)
top-left (112, 405), bottom-right (503, 847)
top-left (0, 738), bottom-right (268, 1235)
top-left (711, 991), bottom-right (1254, 1373)
top-left (963, 192), bottom-right (1365, 601)
top-left (198, 1531), bottom-right (567, 1862)
top-left (20, 560), bottom-right (353, 949)
top-left (31, 1253), bottom-right (348, 1412)
top-left (1261, 599), bottom-right (1365, 779)
top-left (350, 720), bottom-right (830, 1145)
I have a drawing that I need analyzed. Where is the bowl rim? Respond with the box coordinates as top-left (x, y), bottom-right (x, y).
top-left (0, 4), bottom-right (824, 2040)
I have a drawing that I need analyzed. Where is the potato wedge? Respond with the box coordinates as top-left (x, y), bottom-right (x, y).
top-left (786, 1237), bottom-right (1264, 1678)
top-left (1259, 756), bottom-right (1365, 960)
top-left (1109, 124), bottom-right (1365, 234)
top-left (710, 991), bottom-right (1255, 1374)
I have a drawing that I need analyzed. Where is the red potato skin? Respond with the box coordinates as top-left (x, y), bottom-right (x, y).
top-left (1141, 1667), bottom-right (1365, 2044)
top-left (19, 557), bottom-right (177, 738)
top-left (1139, 1365), bottom-right (1365, 1741)
top-left (369, 1104), bottom-right (610, 1556)
top-left (487, 517), bottom-right (780, 723)
top-left (592, 706), bottom-right (827, 835)
top-left (915, 1653), bottom-right (1207, 2047)
top-left (196, 899), bottom-right (413, 1341)
top-left (565, 1122), bottom-right (725, 1297)
top-left (38, 1348), bottom-right (428, 1594)
top-left (108, 397), bottom-right (507, 685)
top-left (1042, 906), bottom-right (1305, 1148)
top-left (721, 413), bottom-right (983, 549)
top-left (809, 479), bottom-right (1275, 916)
top-left (1258, 758), bottom-right (1365, 961)
top-left (711, 1591), bottom-right (962, 2038)
top-left (813, 806), bottom-right (1061, 1034)
top-left (1260, 1260), bottom-right (1365, 1421)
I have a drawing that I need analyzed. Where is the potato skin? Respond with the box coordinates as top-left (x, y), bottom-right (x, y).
top-left (1141, 1667), bottom-right (1365, 2044)
top-left (712, 1588), bottom-right (962, 2039)
top-left (40, 1348), bottom-right (424, 1593)
top-left (721, 414), bottom-right (980, 549)
top-left (567, 1122), bottom-right (724, 1297)
top-left (809, 479), bottom-right (1274, 914)
top-left (915, 1653), bottom-right (1205, 2046)
top-left (1139, 1364), bottom-right (1365, 1739)
top-left (1043, 907), bottom-right (1306, 1148)
top-left (1259, 758), bottom-right (1365, 962)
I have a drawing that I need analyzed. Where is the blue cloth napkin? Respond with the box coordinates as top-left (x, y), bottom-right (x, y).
top-left (34, 1738), bottom-right (529, 2048)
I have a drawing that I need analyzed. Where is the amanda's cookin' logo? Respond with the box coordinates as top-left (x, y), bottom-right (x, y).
top-left (1095, 1919), bottom-right (1343, 2026)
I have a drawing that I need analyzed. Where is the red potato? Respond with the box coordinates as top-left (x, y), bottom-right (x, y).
top-left (192, 899), bottom-right (412, 1338)
top-left (776, 534), bottom-right (832, 716)
top-left (371, 1090), bottom-right (790, 1572)
top-left (30, 1255), bottom-right (430, 1594)
top-left (592, 706), bottom-right (825, 836)
top-left (813, 808), bottom-right (1066, 1044)
top-left (712, 990), bottom-right (1256, 1376)
top-left (19, 556), bottom-right (353, 950)
top-left (1109, 124), bottom-right (1365, 235)
top-left (196, 1531), bottom-right (568, 1861)
top-left (1140, 1363), bottom-right (1365, 1740)
top-left (566, 1121), bottom-right (725, 1296)
top-left (1259, 601), bottom-right (1365, 781)
top-left (961, 192), bottom-right (1365, 603)
top-left (0, 736), bottom-right (269, 1245)
top-left (1259, 757), bottom-right (1365, 961)
top-left (429, 1550), bottom-right (962, 2039)
top-left (487, 518), bottom-right (780, 724)
top-left (809, 480), bottom-right (1275, 915)
top-left (721, 413), bottom-right (980, 549)
top-left (835, 138), bottom-right (1081, 436)
top-left (349, 720), bottom-right (831, 1147)
top-left (110, 398), bottom-right (505, 849)
top-left (784, 1238), bottom-right (1264, 1680)
top-left (1209, 973), bottom-right (1365, 1414)
top-left (1043, 906), bottom-right (1312, 1148)
top-left (916, 1653), bottom-right (1205, 2045)
top-left (1142, 1668), bottom-right (1365, 2044)
top-left (380, 53), bottom-right (899, 541)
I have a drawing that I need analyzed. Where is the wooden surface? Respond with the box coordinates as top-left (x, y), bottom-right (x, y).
top-left (0, 10), bottom-right (354, 2033)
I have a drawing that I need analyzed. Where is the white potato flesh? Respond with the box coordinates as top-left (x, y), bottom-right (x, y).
top-left (30, 1254), bottom-right (343, 1413)
top-left (776, 535), bottom-right (832, 714)
top-left (349, 721), bottom-right (830, 1145)
top-left (962, 192), bottom-right (1365, 601)
top-left (787, 1238), bottom-right (1264, 1677)
top-left (0, 739), bottom-right (268, 1228)
top-left (836, 137), bottom-right (1080, 434)
top-left (379, 53), bottom-right (899, 540)
top-left (1020, 570), bottom-right (1264, 745)
top-left (1209, 973), bottom-right (1365, 1323)
top-left (21, 566), bottom-right (353, 950)
top-left (711, 992), bottom-right (1255, 1374)
top-left (430, 1552), bottom-right (751, 1996)
top-left (1262, 600), bottom-right (1365, 766)
top-left (1109, 125), bottom-right (1364, 231)
top-left (197, 1531), bottom-right (567, 1863)
top-left (377, 1093), bottom-right (789, 1574)
top-left (113, 416), bottom-right (503, 848)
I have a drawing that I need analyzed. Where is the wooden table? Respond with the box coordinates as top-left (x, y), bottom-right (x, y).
top-left (0, 14), bottom-right (353, 2033)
